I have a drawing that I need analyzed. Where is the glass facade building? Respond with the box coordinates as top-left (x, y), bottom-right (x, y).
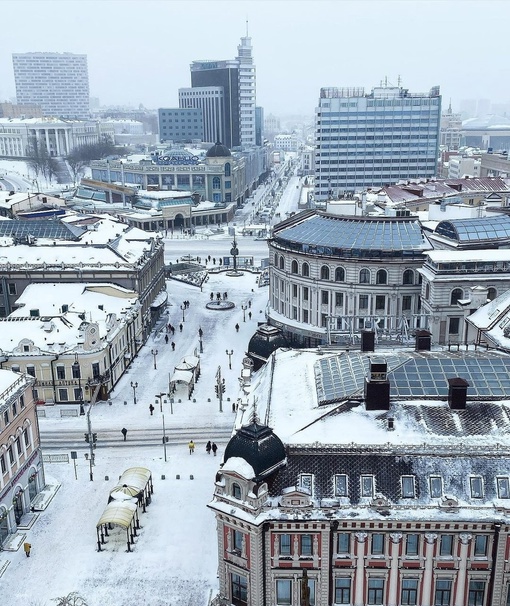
top-left (314, 85), bottom-right (441, 200)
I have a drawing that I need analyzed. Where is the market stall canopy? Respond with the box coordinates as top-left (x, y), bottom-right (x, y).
top-left (96, 501), bottom-right (137, 529)
top-left (170, 369), bottom-right (193, 384)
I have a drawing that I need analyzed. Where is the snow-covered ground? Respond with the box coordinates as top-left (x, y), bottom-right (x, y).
top-left (3, 254), bottom-right (271, 606)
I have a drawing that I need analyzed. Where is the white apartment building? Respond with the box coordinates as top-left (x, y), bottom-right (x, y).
top-left (274, 134), bottom-right (298, 152)
top-left (236, 34), bottom-right (256, 147)
top-left (12, 52), bottom-right (89, 120)
top-left (447, 155), bottom-right (481, 179)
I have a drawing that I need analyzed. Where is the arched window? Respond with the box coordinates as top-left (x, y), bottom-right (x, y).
top-left (274, 254), bottom-right (279, 267)
top-left (212, 177), bottom-right (221, 190)
top-left (279, 256), bottom-right (284, 270)
top-left (224, 163), bottom-right (231, 177)
top-left (291, 260), bottom-right (298, 274)
top-left (376, 269), bottom-right (387, 285)
top-left (320, 265), bottom-right (330, 280)
top-left (487, 287), bottom-right (497, 301)
top-left (359, 269), bottom-right (370, 284)
top-left (335, 267), bottom-right (345, 282)
top-left (450, 288), bottom-right (463, 305)
top-left (403, 269), bottom-right (414, 285)
top-left (302, 262), bottom-right (310, 277)
top-left (232, 483), bottom-right (242, 499)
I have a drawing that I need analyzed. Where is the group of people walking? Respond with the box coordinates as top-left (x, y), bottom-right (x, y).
top-left (188, 440), bottom-right (218, 456)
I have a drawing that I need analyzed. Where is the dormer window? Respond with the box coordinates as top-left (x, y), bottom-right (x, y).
top-left (299, 473), bottom-right (313, 494)
top-left (470, 477), bottom-right (484, 498)
top-left (430, 475), bottom-right (443, 498)
top-left (334, 474), bottom-right (348, 497)
top-left (232, 483), bottom-right (241, 500)
top-left (361, 475), bottom-right (375, 498)
top-left (401, 476), bottom-right (416, 498)
top-left (497, 477), bottom-right (510, 499)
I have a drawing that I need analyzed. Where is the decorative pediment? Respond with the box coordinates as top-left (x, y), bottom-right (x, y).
top-left (280, 486), bottom-right (312, 508)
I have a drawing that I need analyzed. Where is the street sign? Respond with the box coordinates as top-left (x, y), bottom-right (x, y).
top-left (70, 451), bottom-right (78, 460)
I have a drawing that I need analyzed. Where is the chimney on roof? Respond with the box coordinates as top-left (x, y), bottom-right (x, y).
top-left (415, 330), bottom-right (432, 352)
top-left (361, 330), bottom-right (375, 352)
top-left (365, 358), bottom-right (390, 411)
top-left (447, 377), bottom-right (469, 410)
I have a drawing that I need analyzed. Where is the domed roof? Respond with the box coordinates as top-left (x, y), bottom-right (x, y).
top-left (206, 141), bottom-right (232, 158)
top-left (223, 420), bottom-right (286, 481)
top-left (247, 324), bottom-right (289, 371)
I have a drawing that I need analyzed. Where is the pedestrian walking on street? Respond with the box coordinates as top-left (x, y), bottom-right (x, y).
top-left (171, 326), bottom-right (175, 335)
top-left (212, 442), bottom-right (218, 456)
top-left (248, 311), bottom-right (252, 320)
top-left (235, 323), bottom-right (240, 333)
top-left (171, 341), bottom-right (175, 351)
top-left (149, 404), bottom-right (154, 416)
top-left (210, 292), bottom-right (214, 301)
top-left (121, 427), bottom-right (127, 441)
top-left (206, 440), bottom-right (211, 454)
top-left (188, 440), bottom-right (195, 454)
top-left (24, 542), bottom-right (31, 557)
top-left (179, 323), bottom-right (183, 332)
top-left (165, 334), bottom-right (169, 344)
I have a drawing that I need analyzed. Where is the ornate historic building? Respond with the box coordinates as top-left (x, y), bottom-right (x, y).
top-left (210, 347), bottom-right (510, 606)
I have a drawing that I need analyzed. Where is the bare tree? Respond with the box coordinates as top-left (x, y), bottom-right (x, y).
top-left (52, 592), bottom-right (88, 606)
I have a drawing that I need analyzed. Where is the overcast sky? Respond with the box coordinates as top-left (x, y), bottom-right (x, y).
top-left (2, 0), bottom-right (509, 117)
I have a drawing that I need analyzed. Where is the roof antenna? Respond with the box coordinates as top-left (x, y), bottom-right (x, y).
top-left (246, 18), bottom-right (249, 37)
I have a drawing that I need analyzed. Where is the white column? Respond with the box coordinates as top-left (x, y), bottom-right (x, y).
top-left (354, 532), bottom-right (367, 606)
top-left (421, 533), bottom-right (438, 606)
top-left (55, 130), bottom-right (61, 156)
top-left (454, 534), bottom-right (472, 606)
top-left (44, 129), bottom-right (50, 154)
top-left (388, 533), bottom-right (403, 606)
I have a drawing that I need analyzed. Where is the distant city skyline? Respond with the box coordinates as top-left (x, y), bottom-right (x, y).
top-left (1, 1), bottom-right (510, 118)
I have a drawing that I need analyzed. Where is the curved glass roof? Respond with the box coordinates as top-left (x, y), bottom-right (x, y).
top-left (274, 215), bottom-right (429, 258)
top-left (435, 215), bottom-right (510, 243)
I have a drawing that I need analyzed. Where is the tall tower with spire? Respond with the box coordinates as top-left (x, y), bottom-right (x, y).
top-left (236, 22), bottom-right (257, 147)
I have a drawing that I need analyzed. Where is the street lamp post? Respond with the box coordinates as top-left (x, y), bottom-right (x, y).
top-left (162, 413), bottom-right (167, 462)
top-left (130, 381), bottom-right (138, 405)
top-left (73, 353), bottom-right (84, 416)
top-left (151, 349), bottom-right (158, 370)
top-left (226, 349), bottom-right (233, 370)
top-left (198, 327), bottom-right (204, 353)
top-left (155, 392), bottom-right (166, 413)
top-left (180, 304), bottom-right (186, 322)
top-left (170, 396), bottom-right (174, 415)
top-left (241, 305), bottom-right (247, 322)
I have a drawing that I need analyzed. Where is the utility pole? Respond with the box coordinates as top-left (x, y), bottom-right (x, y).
top-left (84, 380), bottom-right (103, 481)
top-left (215, 366), bottom-right (225, 413)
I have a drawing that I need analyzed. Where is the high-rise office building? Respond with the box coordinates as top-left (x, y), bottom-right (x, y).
top-left (179, 86), bottom-right (224, 144)
top-left (12, 52), bottom-right (89, 120)
top-left (182, 32), bottom-right (257, 149)
top-left (314, 85), bottom-right (441, 200)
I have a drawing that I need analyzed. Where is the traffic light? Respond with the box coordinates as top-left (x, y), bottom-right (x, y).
top-left (84, 433), bottom-right (89, 443)
top-left (221, 380), bottom-right (226, 393)
top-left (214, 385), bottom-right (219, 398)
top-left (92, 433), bottom-right (97, 443)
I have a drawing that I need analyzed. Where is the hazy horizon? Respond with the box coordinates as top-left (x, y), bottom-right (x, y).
top-left (2, 0), bottom-right (509, 117)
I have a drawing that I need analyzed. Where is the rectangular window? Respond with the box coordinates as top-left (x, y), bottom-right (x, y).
top-left (303, 287), bottom-right (309, 301)
top-left (406, 534), bottom-right (419, 556)
top-left (470, 477), bottom-right (484, 498)
top-left (292, 284), bottom-right (298, 298)
top-left (8, 283), bottom-right (16, 295)
top-left (72, 364), bottom-right (81, 379)
top-left (8, 446), bottom-right (14, 465)
top-left (20, 395), bottom-right (25, 409)
top-left (321, 290), bottom-right (329, 304)
top-left (4, 410), bottom-right (9, 426)
top-left (434, 579), bottom-right (452, 606)
top-left (12, 401), bottom-right (17, 417)
top-left (92, 362), bottom-right (100, 378)
top-left (334, 474), bottom-right (348, 497)
top-left (401, 579), bottom-right (419, 605)
top-left (402, 476), bottom-right (415, 498)
top-left (359, 294), bottom-right (369, 310)
top-left (58, 388), bottom-right (69, 402)
top-left (375, 295), bottom-right (386, 311)
top-left (430, 476), bottom-right (443, 498)
top-left (0, 454), bottom-right (5, 474)
top-left (233, 529), bottom-right (243, 553)
top-left (231, 573), bottom-right (248, 604)
top-left (474, 535), bottom-right (487, 557)
top-left (299, 473), bottom-right (313, 494)
top-left (335, 292), bottom-right (344, 307)
top-left (280, 534), bottom-right (291, 556)
top-left (498, 477), bottom-right (510, 499)
top-left (23, 429), bottom-right (30, 447)
top-left (56, 365), bottom-right (65, 380)
top-left (26, 365), bottom-right (35, 377)
top-left (449, 317), bottom-right (460, 335)
top-left (439, 535), bottom-right (453, 556)
top-left (276, 580), bottom-right (292, 605)
top-left (468, 580), bottom-right (485, 606)
top-left (303, 309), bottom-right (309, 323)
top-left (16, 437), bottom-right (22, 455)
top-left (371, 534), bottom-right (385, 555)
top-left (301, 534), bottom-right (313, 556)
top-left (368, 578), bottom-right (385, 604)
top-left (74, 388), bottom-right (83, 401)
top-left (361, 475), bottom-right (374, 497)
top-left (335, 578), bottom-right (351, 604)
top-left (402, 295), bottom-right (412, 311)
top-left (337, 533), bottom-right (350, 554)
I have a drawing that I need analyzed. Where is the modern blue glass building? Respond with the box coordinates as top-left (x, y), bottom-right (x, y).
top-left (314, 85), bottom-right (441, 200)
